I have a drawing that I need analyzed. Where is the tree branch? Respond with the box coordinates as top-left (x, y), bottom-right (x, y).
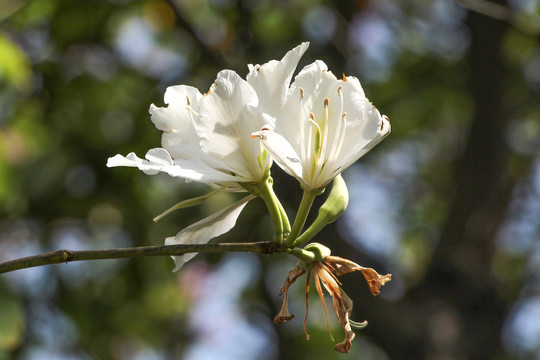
top-left (0, 241), bottom-right (287, 274)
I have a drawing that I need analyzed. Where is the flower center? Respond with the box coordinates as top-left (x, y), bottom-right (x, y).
top-left (299, 85), bottom-right (347, 186)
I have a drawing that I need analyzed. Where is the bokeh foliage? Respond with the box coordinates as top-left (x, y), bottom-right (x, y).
top-left (1, 0), bottom-right (540, 359)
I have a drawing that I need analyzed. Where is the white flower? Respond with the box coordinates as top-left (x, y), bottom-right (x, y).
top-left (107, 74), bottom-right (266, 191)
top-left (107, 43), bottom-right (310, 190)
top-left (107, 44), bottom-right (309, 269)
top-left (252, 60), bottom-right (390, 191)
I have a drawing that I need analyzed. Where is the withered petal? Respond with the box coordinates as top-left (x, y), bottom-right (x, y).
top-left (359, 268), bottom-right (392, 296)
top-left (274, 265), bottom-right (305, 325)
top-left (323, 256), bottom-right (392, 296)
top-left (334, 330), bottom-right (355, 353)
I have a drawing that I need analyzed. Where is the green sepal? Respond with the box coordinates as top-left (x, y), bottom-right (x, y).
top-left (153, 190), bottom-right (219, 222)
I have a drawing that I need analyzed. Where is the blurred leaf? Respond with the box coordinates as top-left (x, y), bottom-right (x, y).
top-left (0, 34), bottom-right (32, 92)
top-left (0, 282), bottom-right (24, 354)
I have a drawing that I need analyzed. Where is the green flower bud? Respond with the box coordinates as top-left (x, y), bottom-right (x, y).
top-left (292, 174), bottom-right (349, 247)
top-left (303, 242), bottom-right (331, 261)
top-left (289, 242), bottom-right (331, 267)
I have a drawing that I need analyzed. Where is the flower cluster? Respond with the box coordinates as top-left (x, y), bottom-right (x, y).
top-left (107, 43), bottom-right (391, 352)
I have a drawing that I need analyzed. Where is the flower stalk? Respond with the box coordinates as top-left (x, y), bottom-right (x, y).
top-left (292, 174), bottom-right (349, 247)
top-left (285, 188), bottom-right (324, 246)
top-left (254, 174), bottom-right (291, 242)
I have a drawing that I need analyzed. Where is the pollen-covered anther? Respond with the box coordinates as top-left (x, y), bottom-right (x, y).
top-left (324, 97), bottom-right (329, 108)
top-left (342, 112), bottom-right (347, 121)
top-left (300, 87), bottom-right (304, 99)
top-left (342, 73), bottom-right (347, 81)
top-left (337, 85), bottom-right (343, 96)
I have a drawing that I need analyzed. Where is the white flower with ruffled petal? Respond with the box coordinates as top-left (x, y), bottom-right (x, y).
top-left (107, 44), bottom-right (309, 269)
top-left (252, 60), bottom-right (390, 192)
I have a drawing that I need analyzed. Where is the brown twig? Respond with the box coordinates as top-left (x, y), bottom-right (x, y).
top-left (0, 241), bottom-right (286, 274)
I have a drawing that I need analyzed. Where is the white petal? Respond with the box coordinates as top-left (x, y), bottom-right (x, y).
top-left (149, 85), bottom-right (202, 134)
top-left (107, 149), bottom-right (174, 176)
top-left (197, 70), bottom-right (267, 181)
top-left (247, 42), bottom-right (309, 117)
top-left (338, 108), bottom-right (390, 171)
top-left (107, 148), bottom-right (240, 183)
top-left (165, 194), bottom-right (256, 271)
top-left (288, 60), bottom-right (329, 100)
top-left (252, 130), bottom-right (305, 185)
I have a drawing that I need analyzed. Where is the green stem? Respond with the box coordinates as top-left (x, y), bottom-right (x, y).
top-left (285, 189), bottom-right (319, 247)
top-left (0, 241), bottom-right (285, 274)
top-left (277, 194), bottom-right (291, 236)
top-left (257, 177), bottom-right (288, 242)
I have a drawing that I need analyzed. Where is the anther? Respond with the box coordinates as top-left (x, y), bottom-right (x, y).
top-left (186, 95), bottom-right (191, 106)
top-left (324, 97), bottom-right (329, 108)
top-left (342, 113), bottom-right (347, 121)
top-left (300, 87), bottom-right (304, 99)
top-left (337, 86), bottom-right (343, 96)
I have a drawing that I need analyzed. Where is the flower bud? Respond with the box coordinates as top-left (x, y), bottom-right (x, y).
top-left (303, 242), bottom-right (331, 261)
top-left (292, 174), bottom-right (349, 246)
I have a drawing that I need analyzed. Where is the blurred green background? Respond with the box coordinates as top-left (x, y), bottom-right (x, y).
top-left (1, 0), bottom-right (540, 359)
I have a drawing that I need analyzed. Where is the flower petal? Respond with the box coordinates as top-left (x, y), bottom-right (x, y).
top-left (335, 77), bottom-right (391, 171)
top-left (107, 148), bottom-right (241, 184)
top-left (165, 194), bottom-right (256, 271)
top-left (247, 42), bottom-right (309, 117)
top-left (323, 256), bottom-right (392, 296)
top-left (149, 85), bottom-right (202, 134)
top-left (197, 70), bottom-right (268, 181)
top-left (252, 129), bottom-right (304, 185)
top-left (107, 148), bottom-right (199, 178)
top-left (314, 262), bottom-right (356, 353)
top-left (274, 264), bottom-right (306, 324)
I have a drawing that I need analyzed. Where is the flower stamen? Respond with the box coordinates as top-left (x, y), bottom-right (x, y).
top-left (316, 97), bottom-right (330, 175)
top-left (308, 112), bottom-right (322, 180)
top-left (304, 269), bottom-right (312, 340)
top-left (299, 87), bottom-right (307, 165)
top-left (186, 105), bottom-right (199, 117)
top-left (324, 87), bottom-right (345, 180)
top-left (314, 271), bottom-right (335, 342)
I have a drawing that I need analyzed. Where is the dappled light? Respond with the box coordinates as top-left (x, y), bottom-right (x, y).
top-left (1, 0), bottom-right (540, 359)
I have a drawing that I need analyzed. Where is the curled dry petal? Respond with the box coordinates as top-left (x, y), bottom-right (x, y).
top-left (359, 267), bottom-right (392, 296)
top-left (313, 262), bottom-right (356, 353)
top-left (324, 255), bottom-right (392, 296)
top-left (274, 264), bottom-right (306, 324)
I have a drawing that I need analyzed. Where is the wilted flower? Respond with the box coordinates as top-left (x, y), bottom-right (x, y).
top-left (252, 60), bottom-right (390, 191)
top-left (275, 255), bottom-right (391, 353)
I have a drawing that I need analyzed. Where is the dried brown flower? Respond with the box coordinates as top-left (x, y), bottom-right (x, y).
top-left (274, 255), bottom-right (391, 353)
